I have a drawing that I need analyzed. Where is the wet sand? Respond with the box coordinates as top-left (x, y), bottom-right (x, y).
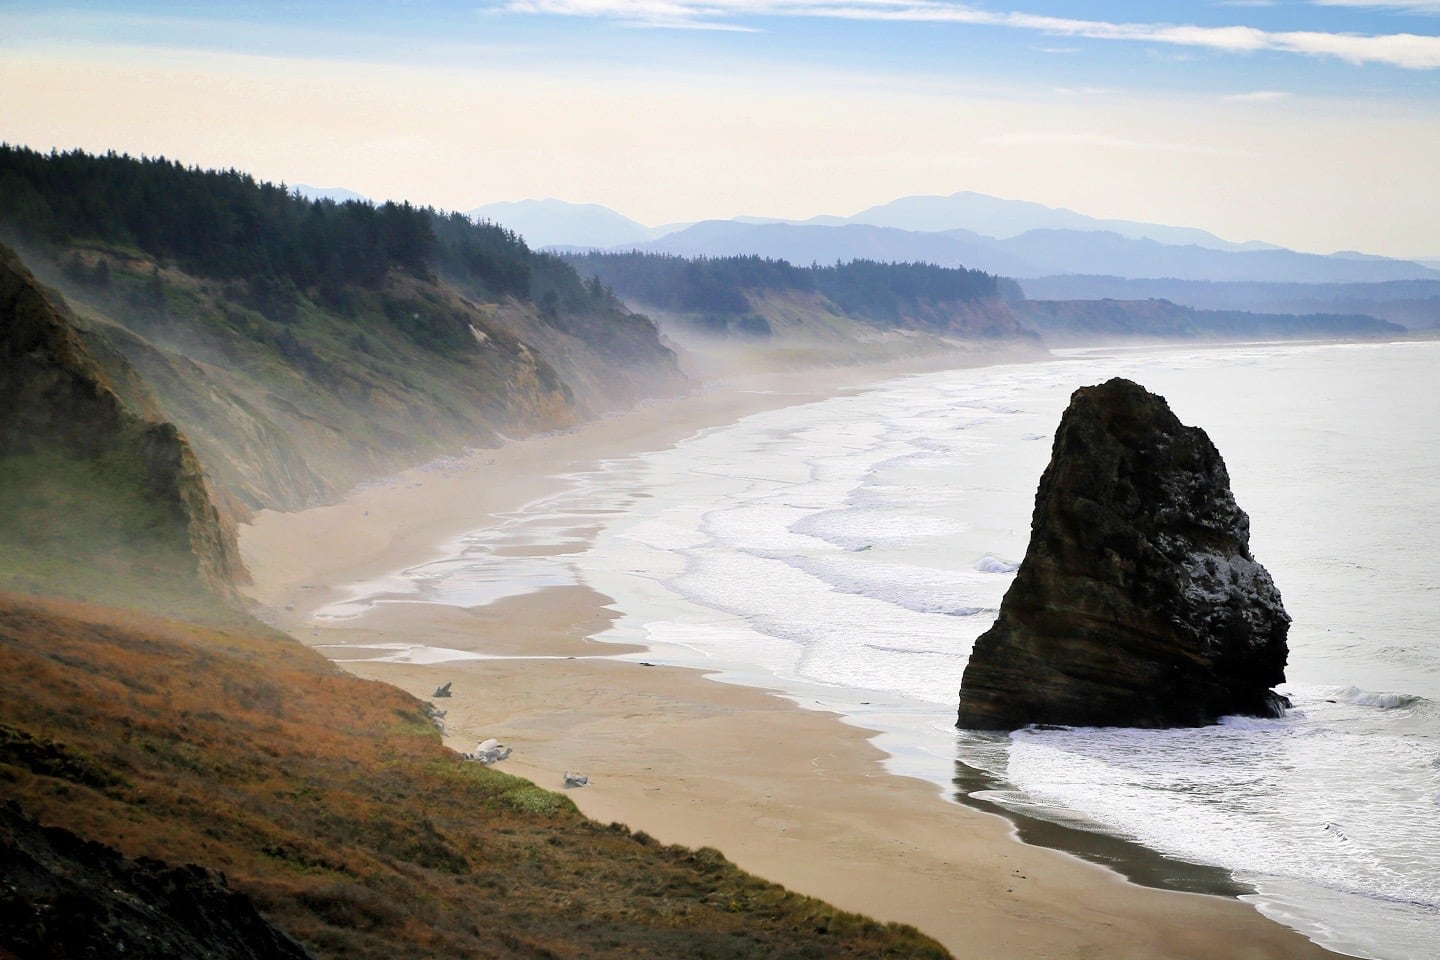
top-left (241, 351), bottom-right (1335, 960)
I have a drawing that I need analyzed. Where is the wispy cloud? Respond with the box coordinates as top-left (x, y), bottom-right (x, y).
top-left (1310, 1), bottom-right (1440, 13)
top-left (1053, 86), bottom-right (1112, 96)
top-left (495, 1), bottom-right (1440, 68)
top-left (1223, 89), bottom-right (1293, 101)
top-left (980, 131), bottom-right (1253, 156)
top-left (498, 0), bottom-right (720, 29)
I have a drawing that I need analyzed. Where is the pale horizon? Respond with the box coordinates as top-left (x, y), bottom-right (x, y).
top-left (4, 2), bottom-right (1438, 259)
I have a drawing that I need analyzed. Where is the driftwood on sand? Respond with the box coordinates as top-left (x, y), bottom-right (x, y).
top-left (464, 738), bottom-right (512, 765)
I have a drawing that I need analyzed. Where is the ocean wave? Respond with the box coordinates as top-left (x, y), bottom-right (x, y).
top-left (1216, 715), bottom-right (1287, 731)
top-left (789, 507), bottom-right (962, 550)
top-left (954, 400), bottom-right (1026, 416)
top-left (864, 643), bottom-right (963, 657)
top-left (975, 555), bottom-right (1019, 574)
top-left (1333, 685), bottom-right (1429, 710)
top-left (1007, 702), bottom-right (1440, 895)
top-left (781, 555), bottom-right (992, 618)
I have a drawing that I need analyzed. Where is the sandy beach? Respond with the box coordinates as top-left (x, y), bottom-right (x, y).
top-left (240, 350), bottom-right (1336, 960)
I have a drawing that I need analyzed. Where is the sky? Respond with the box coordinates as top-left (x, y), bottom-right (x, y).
top-left (2, 1), bottom-right (1438, 257)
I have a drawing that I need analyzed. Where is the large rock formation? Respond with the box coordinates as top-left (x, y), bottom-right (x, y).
top-left (956, 377), bottom-right (1290, 730)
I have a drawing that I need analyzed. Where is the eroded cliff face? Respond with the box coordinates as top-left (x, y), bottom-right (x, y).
top-left (486, 295), bottom-right (688, 419)
top-left (0, 243), bottom-right (244, 611)
top-left (956, 377), bottom-right (1290, 730)
top-left (34, 253), bottom-right (685, 517)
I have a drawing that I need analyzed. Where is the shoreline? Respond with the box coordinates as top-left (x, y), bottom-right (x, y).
top-left (240, 347), bottom-right (1336, 960)
top-left (952, 759), bottom-right (1252, 898)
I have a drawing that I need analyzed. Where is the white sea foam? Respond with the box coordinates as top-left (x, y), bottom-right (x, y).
top-left (1002, 696), bottom-right (1440, 959)
top-left (975, 555), bottom-right (1019, 574)
top-left (317, 643), bottom-right (491, 664)
top-left (315, 643), bottom-right (596, 664)
top-left (782, 555), bottom-right (991, 617)
top-left (789, 508), bottom-right (965, 550)
top-left (1334, 685), bottom-right (1428, 711)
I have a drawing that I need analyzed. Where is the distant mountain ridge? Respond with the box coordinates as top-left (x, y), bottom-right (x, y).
top-left (471, 193), bottom-right (1438, 288)
top-left (628, 222), bottom-right (1437, 285)
top-left (468, 198), bottom-right (670, 250)
top-left (293, 183), bottom-right (369, 204)
top-left (822, 191), bottom-right (1280, 252)
top-left (636, 222), bottom-right (1437, 285)
top-left (625, 220), bottom-right (1039, 277)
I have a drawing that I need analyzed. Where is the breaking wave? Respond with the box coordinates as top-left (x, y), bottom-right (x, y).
top-left (1334, 685), bottom-right (1428, 710)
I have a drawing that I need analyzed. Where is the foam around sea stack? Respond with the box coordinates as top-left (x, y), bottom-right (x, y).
top-left (957, 377), bottom-right (1291, 730)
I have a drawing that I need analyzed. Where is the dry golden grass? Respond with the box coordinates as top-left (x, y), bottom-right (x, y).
top-left (0, 593), bottom-right (950, 959)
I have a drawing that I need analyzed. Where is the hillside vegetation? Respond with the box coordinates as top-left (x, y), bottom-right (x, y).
top-left (0, 593), bottom-right (950, 959)
top-left (0, 146), bottom-right (686, 517)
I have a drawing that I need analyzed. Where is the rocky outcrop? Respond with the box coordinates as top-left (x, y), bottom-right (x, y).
top-left (956, 377), bottom-right (1290, 730)
top-left (0, 802), bottom-right (313, 960)
top-left (0, 243), bottom-right (245, 608)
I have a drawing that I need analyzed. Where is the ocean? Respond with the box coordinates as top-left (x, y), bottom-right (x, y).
top-left (323, 340), bottom-right (1440, 959)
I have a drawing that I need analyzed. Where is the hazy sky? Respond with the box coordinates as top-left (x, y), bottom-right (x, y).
top-left (4, 1), bottom-right (1438, 257)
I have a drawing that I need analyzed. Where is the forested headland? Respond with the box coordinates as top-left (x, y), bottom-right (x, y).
top-left (0, 144), bottom-right (627, 342)
top-left (561, 246), bottom-right (1405, 348)
top-left (0, 146), bottom-right (686, 519)
top-left (562, 249), bottom-right (1023, 339)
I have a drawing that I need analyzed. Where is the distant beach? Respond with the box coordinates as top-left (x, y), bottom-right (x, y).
top-left (240, 346), bottom-right (1336, 960)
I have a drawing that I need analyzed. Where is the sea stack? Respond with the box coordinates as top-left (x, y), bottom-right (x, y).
top-left (956, 378), bottom-right (1290, 730)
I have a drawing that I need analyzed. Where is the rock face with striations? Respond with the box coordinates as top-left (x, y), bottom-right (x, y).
top-left (956, 377), bottom-right (1290, 730)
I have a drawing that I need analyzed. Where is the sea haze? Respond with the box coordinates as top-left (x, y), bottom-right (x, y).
top-left (321, 341), bottom-right (1440, 960)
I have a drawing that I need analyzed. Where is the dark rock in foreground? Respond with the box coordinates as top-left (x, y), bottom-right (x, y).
top-left (957, 377), bottom-right (1290, 730)
top-left (0, 801), bottom-right (313, 960)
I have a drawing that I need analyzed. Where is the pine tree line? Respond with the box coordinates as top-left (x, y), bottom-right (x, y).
top-left (0, 145), bottom-right (533, 302)
top-left (562, 250), bottom-right (1002, 325)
